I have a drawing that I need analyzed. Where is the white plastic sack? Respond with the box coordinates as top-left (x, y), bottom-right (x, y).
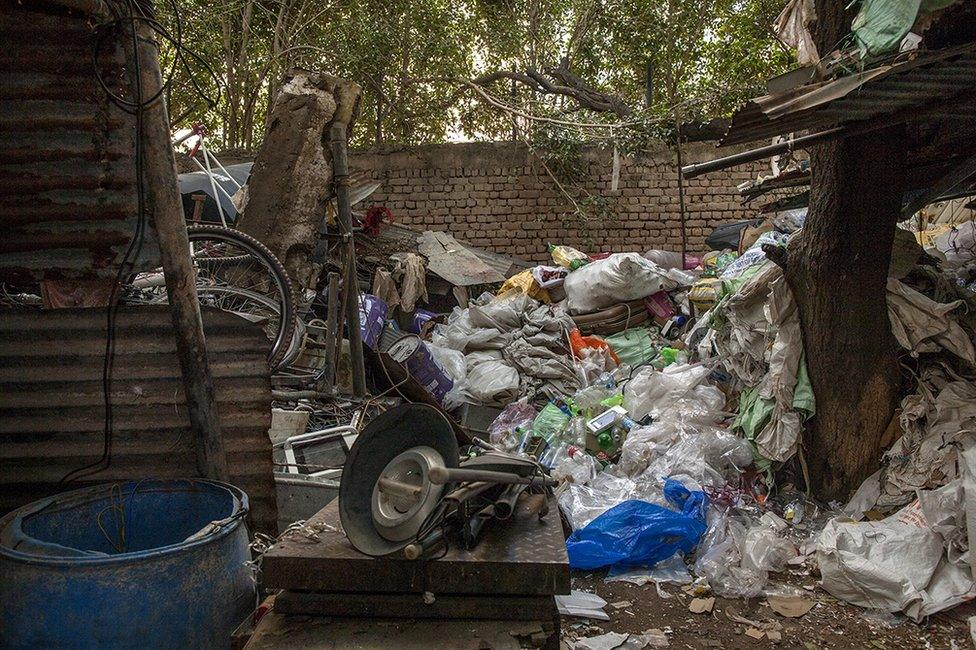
top-left (427, 344), bottom-right (466, 383)
top-left (462, 360), bottom-right (520, 405)
top-left (563, 253), bottom-right (671, 315)
top-left (887, 277), bottom-right (976, 364)
top-left (818, 482), bottom-right (976, 622)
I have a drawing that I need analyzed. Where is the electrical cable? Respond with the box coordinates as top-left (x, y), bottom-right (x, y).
top-left (58, 0), bottom-right (217, 487)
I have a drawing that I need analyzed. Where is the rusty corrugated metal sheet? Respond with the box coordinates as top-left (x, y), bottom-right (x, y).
top-left (721, 43), bottom-right (976, 147)
top-left (0, 2), bottom-right (160, 283)
top-left (0, 306), bottom-right (277, 535)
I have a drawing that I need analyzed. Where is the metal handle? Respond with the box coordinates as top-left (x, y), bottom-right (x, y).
top-left (428, 466), bottom-right (557, 488)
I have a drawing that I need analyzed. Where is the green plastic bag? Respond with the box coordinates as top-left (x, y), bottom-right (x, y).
top-left (532, 402), bottom-right (570, 444)
top-left (604, 327), bottom-right (657, 367)
top-left (852, 0), bottom-right (955, 57)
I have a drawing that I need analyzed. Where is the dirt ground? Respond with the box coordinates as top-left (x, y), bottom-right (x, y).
top-left (563, 570), bottom-right (974, 650)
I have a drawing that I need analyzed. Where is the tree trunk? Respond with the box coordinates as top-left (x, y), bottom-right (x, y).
top-left (235, 70), bottom-right (361, 289)
top-left (784, 126), bottom-right (906, 501)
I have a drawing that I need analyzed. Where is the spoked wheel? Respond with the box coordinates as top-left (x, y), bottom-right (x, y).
top-left (125, 224), bottom-right (298, 370)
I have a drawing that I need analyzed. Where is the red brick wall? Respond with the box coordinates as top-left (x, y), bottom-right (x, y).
top-left (350, 141), bottom-right (773, 263)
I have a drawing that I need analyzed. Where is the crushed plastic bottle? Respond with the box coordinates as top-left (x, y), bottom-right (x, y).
top-left (552, 446), bottom-right (600, 485)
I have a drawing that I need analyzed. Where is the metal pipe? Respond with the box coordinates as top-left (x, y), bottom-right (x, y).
top-left (681, 127), bottom-right (845, 179)
top-left (321, 272), bottom-right (340, 395)
top-left (329, 124), bottom-right (367, 398)
top-left (197, 142), bottom-right (227, 226)
top-left (403, 528), bottom-right (445, 561)
top-left (492, 484), bottom-right (526, 520)
top-left (428, 466), bottom-right (557, 487)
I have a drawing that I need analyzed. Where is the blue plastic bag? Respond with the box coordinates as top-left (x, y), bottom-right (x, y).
top-left (566, 479), bottom-right (708, 570)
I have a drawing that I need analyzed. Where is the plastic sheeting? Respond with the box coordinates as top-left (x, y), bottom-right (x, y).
top-left (566, 479), bottom-right (708, 570)
top-left (887, 277), bottom-right (976, 364)
top-left (868, 364), bottom-right (976, 510)
top-left (774, 0), bottom-right (819, 64)
top-left (852, 0), bottom-right (958, 58)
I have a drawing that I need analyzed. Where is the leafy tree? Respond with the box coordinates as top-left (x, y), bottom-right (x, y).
top-left (157, 0), bottom-right (790, 149)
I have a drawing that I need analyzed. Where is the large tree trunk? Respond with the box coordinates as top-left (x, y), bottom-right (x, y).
top-left (784, 126), bottom-right (906, 501)
top-left (236, 70), bottom-right (361, 288)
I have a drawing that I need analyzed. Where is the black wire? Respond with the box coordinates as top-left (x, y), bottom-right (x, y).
top-left (59, 0), bottom-right (216, 487)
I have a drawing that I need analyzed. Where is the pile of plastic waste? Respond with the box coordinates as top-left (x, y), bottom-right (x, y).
top-left (427, 220), bottom-right (976, 619)
top-left (376, 210), bottom-right (976, 621)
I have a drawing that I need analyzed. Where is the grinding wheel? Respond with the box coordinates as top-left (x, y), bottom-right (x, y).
top-left (339, 403), bottom-right (459, 556)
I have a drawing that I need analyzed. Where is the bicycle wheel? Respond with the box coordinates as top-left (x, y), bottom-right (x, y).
top-left (126, 224), bottom-right (298, 370)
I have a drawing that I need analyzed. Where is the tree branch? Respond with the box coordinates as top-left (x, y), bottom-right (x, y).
top-left (470, 66), bottom-right (632, 117)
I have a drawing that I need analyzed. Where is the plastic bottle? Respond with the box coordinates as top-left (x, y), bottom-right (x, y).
top-left (553, 446), bottom-right (599, 484)
top-left (565, 417), bottom-right (587, 447)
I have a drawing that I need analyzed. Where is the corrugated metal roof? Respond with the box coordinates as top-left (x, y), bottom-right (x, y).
top-left (0, 306), bottom-right (277, 536)
top-left (0, 3), bottom-right (160, 283)
top-left (721, 43), bottom-right (976, 147)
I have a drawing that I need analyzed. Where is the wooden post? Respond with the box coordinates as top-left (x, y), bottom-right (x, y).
top-left (321, 272), bottom-right (341, 395)
top-left (329, 124), bottom-right (367, 398)
top-left (134, 22), bottom-right (228, 481)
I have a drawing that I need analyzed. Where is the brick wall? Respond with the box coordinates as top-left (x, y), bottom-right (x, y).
top-left (350, 141), bottom-right (773, 264)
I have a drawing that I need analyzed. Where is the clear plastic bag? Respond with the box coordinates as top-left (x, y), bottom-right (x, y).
top-left (606, 551), bottom-right (693, 586)
top-left (558, 472), bottom-right (638, 531)
top-left (487, 399), bottom-right (538, 448)
top-left (552, 447), bottom-right (600, 485)
top-left (742, 524), bottom-right (797, 573)
top-left (692, 511), bottom-right (769, 598)
top-left (642, 429), bottom-right (753, 488)
top-left (623, 363), bottom-right (714, 422)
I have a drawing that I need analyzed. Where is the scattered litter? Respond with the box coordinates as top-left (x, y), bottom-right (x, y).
top-left (641, 628), bottom-right (670, 647)
top-left (766, 593), bottom-right (814, 618)
top-left (609, 600), bottom-right (632, 610)
top-left (689, 597), bottom-right (715, 614)
top-left (744, 627), bottom-right (765, 639)
top-left (573, 631), bottom-right (629, 650)
top-left (556, 590), bottom-right (610, 621)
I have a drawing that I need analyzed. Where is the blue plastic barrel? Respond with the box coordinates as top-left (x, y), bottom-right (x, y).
top-left (0, 479), bottom-right (255, 649)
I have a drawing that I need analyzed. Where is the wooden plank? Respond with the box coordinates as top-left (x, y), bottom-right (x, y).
top-left (245, 610), bottom-right (558, 650)
top-left (417, 231), bottom-right (505, 286)
top-left (135, 21), bottom-right (227, 481)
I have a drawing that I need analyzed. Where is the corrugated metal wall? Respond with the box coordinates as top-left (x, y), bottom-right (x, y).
top-left (0, 1), bottom-right (160, 282)
top-left (0, 306), bottom-right (277, 535)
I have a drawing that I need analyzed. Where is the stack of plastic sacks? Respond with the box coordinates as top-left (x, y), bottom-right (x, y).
top-left (697, 232), bottom-right (815, 467)
top-left (429, 291), bottom-right (580, 408)
top-left (813, 259), bottom-right (976, 621)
